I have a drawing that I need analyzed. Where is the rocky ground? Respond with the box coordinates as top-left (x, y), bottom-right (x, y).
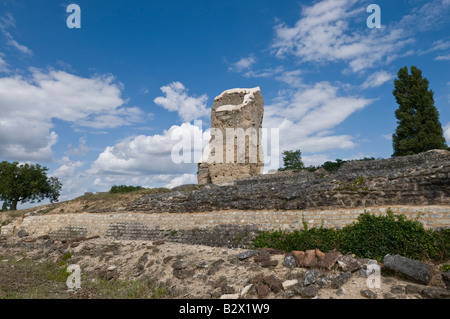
top-left (1, 234), bottom-right (449, 299)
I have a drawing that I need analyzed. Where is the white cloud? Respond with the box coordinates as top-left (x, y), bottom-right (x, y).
top-left (229, 56), bottom-right (257, 72)
top-left (361, 71), bottom-right (394, 89)
top-left (302, 154), bottom-right (331, 167)
top-left (243, 66), bottom-right (284, 79)
top-left (90, 122), bottom-right (205, 176)
top-left (263, 81), bottom-right (373, 169)
top-left (271, 0), bottom-right (449, 73)
top-left (66, 137), bottom-right (89, 157)
top-left (419, 40), bottom-right (450, 55)
top-left (275, 70), bottom-right (303, 87)
top-left (53, 158), bottom-right (85, 180)
top-left (0, 13), bottom-right (33, 56)
top-left (81, 122), bottom-right (208, 199)
top-left (154, 82), bottom-right (209, 122)
top-left (0, 53), bottom-right (8, 73)
top-left (435, 54), bottom-right (450, 61)
top-left (52, 158), bottom-right (89, 201)
top-left (398, 0), bottom-right (450, 32)
top-left (444, 123), bottom-right (450, 143)
top-left (0, 69), bottom-right (144, 161)
top-left (5, 33), bottom-right (33, 55)
top-left (164, 174), bottom-right (197, 189)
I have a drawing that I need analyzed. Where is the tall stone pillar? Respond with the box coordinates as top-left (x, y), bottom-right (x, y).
top-left (198, 87), bottom-right (264, 184)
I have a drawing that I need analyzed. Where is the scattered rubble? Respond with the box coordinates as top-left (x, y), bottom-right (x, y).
top-left (383, 254), bottom-right (433, 285)
top-left (0, 235), bottom-right (448, 299)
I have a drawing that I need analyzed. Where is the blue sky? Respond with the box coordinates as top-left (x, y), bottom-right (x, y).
top-left (0, 0), bottom-right (449, 207)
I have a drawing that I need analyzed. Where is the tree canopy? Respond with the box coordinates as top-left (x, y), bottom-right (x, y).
top-left (279, 150), bottom-right (304, 171)
top-left (0, 161), bottom-right (62, 211)
top-left (392, 66), bottom-right (447, 156)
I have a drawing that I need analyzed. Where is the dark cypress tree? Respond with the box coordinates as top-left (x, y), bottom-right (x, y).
top-left (392, 66), bottom-right (447, 156)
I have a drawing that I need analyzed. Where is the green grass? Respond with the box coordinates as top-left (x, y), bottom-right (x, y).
top-left (441, 264), bottom-right (450, 272)
top-left (82, 277), bottom-right (167, 299)
top-left (0, 255), bottom-right (168, 299)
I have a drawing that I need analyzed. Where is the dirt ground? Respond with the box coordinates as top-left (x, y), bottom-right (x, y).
top-left (1, 235), bottom-right (448, 299)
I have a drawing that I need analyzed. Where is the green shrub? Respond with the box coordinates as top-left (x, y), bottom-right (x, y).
top-left (253, 209), bottom-right (450, 262)
top-left (109, 185), bottom-right (145, 194)
top-left (340, 210), bottom-right (445, 261)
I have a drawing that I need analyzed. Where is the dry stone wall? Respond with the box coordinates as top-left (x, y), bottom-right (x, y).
top-left (136, 150), bottom-right (450, 213)
top-left (2, 150), bottom-right (449, 247)
top-left (2, 206), bottom-right (449, 247)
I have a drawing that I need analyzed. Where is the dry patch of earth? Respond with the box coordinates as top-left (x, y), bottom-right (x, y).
top-left (1, 235), bottom-right (448, 299)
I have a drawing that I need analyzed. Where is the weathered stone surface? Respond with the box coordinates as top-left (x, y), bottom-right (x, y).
top-left (172, 260), bottom-right (188, 270)
top-left (320, 249), bottom-right (341, 269)
top-left (197, 163), bottom-right (211, 185)
top-left (240, 284), bottom-right (253, 297)
top-left (282, 279), bottom-right (298, 289)
top-left (302, 250), bottom-right (318, 267)
top-left (261, 260), bottom-right (278, 268)
top-left (249, 273), bottom-right (264, 284)
top-left (256, 284), bottom-right (270, 298)
top-left (304, 270), bottom-right (319, 286)
top-left (220, 293), bottom-right (239, 299)
top-left (357, 259), bottom-right (379, 277)
top-left (336, 287), bottom-right (345, 296)
top-left (132, 150), bottom-right (450, 214)
top-left (292, 251), bottom-right (305, 266)
top-left (221, 283), bottom-right (236, 294)
top-left (17, 229), bottom-right (28, 238)
top-left (283, 255), bottom-right (297, 268)
top-left (405, 284), bottom-right (422, 295)
top-left (442, 271), bottom-right (450, 290)
top-left (383, 292), bottom-right (396, 299)
top-left (420, 287), bottom-right (450, 299)
top-left (198, 87), bottom-right (264, 185)
top-left (390, 286), bottom-right (404, 294)
top-left (317, 277), bottom-right (329, 288)
top-left (173, 268), bottom-right (194, 280)
top-left (237, 250), bottom-right (258, 260)
top-left (254, 250), bottom-right (270, 263)
top-left (315, 248), bottom-right (325, 260)
top-left (331, 272), bottom-right (352, 289)
top-left (361, 289), bottom-right (378, 299)
top-left (337, 254), bottom-right (362, 272)
top-left (296, 284), bottom-right (319, 298)
top-left (262, 275), bottom-right (283, 293)
top-left (383, 254), bottom-right (433, 285)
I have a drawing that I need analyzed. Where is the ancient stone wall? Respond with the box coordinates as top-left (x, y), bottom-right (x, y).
top-left (2, 206), bottom-right (449, 247)
top-left (136, 150), bottom-right (450, 213)
top-left (198, 87), bottom-right (264, 184)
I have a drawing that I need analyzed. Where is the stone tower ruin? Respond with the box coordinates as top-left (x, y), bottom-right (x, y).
top-left (197, 87), bottom-right (264, 184)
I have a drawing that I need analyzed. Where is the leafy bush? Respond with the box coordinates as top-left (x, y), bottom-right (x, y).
top-left (253, 209), bottom-right (450, 262)
top-left (109, 185), bottom-right (145, 194)
top-left (340, 211), bottom-right (446, 261)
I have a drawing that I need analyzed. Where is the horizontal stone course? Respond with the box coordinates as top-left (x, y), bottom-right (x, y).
top-left (1, 206), bottom-right (448, 247)
top-left (130, 150), bottom-right (450, 214)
